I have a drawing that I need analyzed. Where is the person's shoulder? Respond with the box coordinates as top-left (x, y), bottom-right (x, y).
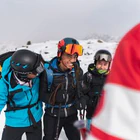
top-left (44, 57), bottom-right (57, 68)
top-left (44, 61), bottom-right (50, 68)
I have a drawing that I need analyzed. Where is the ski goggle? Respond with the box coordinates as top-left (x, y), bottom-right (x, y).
top-left (64, 44), bottom-right (83, 56)
top-left (95, 54), bottom-right (112, 62)
top-left (32, 62), bottom-right (44, 75)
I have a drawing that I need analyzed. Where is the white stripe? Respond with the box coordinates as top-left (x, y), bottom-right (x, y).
top-left (92, 83), bottom-right (140, 139)
top-left (86, 134), bottom-right (100, 140)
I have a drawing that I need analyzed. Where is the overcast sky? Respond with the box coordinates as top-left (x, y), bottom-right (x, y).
top-left (0, 0), bottom-right (140, 45)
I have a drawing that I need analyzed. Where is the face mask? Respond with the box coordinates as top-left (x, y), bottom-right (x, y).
top-left (14, 71), bottom-right (30, 82)
top-left (97, 69), bottom-right (108, 74)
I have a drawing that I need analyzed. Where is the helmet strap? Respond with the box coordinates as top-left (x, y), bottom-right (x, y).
top-left (13, 71), bottom-right (30, 82)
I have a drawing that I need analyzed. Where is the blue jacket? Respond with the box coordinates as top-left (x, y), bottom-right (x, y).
top-left (0, 57), bottom-right (43, 127)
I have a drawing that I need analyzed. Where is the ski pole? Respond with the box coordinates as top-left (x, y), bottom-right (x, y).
top-left (54, 104), bottom-right (61, 140)
top-left (74, 116), bottom-right (87, 140)
top-left (79, 105), bottom-right (87, 120)
top-left (82, 105), bottom-right (87, 120)
top-left (79, 110), bottom-right (83, 120)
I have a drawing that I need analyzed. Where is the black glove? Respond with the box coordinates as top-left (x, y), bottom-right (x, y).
top-left (88, 91), bottom-right (101, 98)
top-left (88, 95), bottom-right (99, 107)
top-left (75, 96), bottom-right (87, 110)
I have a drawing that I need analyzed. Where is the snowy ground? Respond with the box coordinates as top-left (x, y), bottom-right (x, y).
top-left (0, 39), bottom-right (118, 139)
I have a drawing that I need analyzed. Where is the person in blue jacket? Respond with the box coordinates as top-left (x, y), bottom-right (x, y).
top-left (0, 49), bottom-right (44, 140)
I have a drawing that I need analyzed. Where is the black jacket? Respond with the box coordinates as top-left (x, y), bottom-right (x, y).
top-left (39, 57), bottom-right (84, 117)
top-left (82, 63), bottom-right (108, 119)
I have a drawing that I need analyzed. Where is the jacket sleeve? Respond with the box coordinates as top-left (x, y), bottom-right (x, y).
top-left (39, 70), bottom-right (51, 103)
top-left (82, 72), bottom-right (92, 94)
top-left (76, 67), bottom-right (83, 97)
top-left (77, 68), bottom-right (89, 100)
top-left (0, 79), bottom-right (8, 112)
top-left (75, 68), bottom-right (89, 109)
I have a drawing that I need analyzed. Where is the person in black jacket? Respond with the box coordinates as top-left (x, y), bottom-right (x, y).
top-left (82, 49), bottom-right (112, 131)
top-left (40, 38), bottom-right (87, 140)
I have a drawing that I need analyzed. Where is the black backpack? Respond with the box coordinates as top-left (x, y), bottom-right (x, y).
top-left (0, 51), bottom-right (15, 78)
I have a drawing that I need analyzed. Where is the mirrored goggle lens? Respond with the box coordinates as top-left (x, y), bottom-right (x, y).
top-left (95, 54), bottom-right (111, 61)
top-left (65, 44), bottom-right (83, 56)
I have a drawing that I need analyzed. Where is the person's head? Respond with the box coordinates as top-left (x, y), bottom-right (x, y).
top-left (10, 49), bottom-right (44, 82)
top-left (57, 37), bottom-right (83, 71)
top-left (94, 49), bottom-right (112, 73)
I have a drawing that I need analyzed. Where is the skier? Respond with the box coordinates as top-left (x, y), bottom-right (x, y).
top-left (39, 37), bottom-right (87, 140)
top-left (82, 49), bottom-right (112, 131)
top-left (0, 49), bottom-right (44, 140)
top-left (86, 23), bottom-right (140, 140)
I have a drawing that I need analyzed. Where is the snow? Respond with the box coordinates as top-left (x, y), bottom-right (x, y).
top-left (0, 39), bottom-right (118, 139)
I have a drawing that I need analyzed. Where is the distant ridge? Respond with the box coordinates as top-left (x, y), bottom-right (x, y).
top-left (83, 33), bottom-right (120, 42)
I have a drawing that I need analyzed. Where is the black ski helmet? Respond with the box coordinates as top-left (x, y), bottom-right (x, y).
top-left (94, 49), bottom-right (112, 64)
top-left (10, 49), bottom-right (44, 81)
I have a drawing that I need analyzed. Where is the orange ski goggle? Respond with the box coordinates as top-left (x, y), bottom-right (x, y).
top-left (65, 44), bottom-right (83, 56)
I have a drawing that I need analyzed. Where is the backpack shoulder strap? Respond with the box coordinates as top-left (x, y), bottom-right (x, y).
top-left (44, 62), bottom-right (54, 91)
top-left (0, 51), bottom-right (15, 65)
top-left (71, 69), bottom-right (76, 86)
top-left (44, 62), bottom-right (66, 91)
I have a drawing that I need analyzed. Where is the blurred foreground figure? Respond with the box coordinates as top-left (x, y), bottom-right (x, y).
top-left (86, 23), bottom-right (140, 140)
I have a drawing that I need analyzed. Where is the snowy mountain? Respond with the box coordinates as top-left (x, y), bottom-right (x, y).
top-left (84, 33), bottom-right (120, 43)
top-left (0, 39), bottom-right (118, 140)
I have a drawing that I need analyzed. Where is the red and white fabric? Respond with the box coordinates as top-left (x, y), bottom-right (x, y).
top-left (86, 23), bottom-right (140, 140)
